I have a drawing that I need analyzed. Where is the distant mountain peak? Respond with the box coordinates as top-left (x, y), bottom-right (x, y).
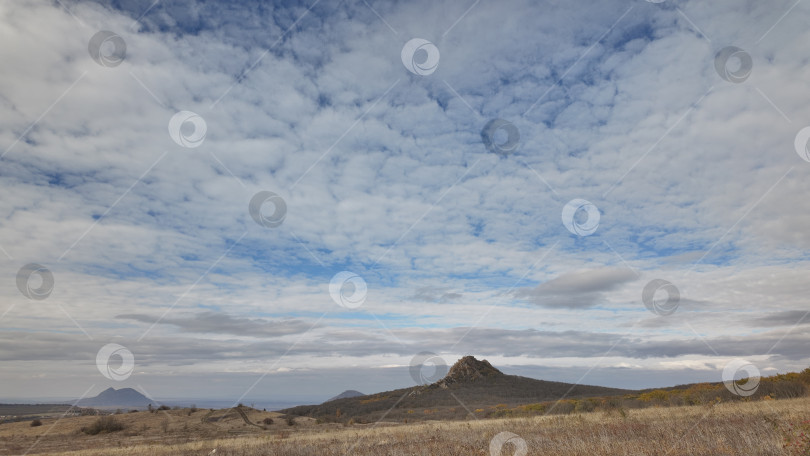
top-left (97, 387), bottom-right (139, 396)
top-left (76, 387), bottom-right (152, 407)
top-left (325, 390), bottom-right (365, 403)
top-left (437, 356), bottom-right (503, 388)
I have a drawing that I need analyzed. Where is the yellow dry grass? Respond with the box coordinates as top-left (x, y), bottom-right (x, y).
top-left (2, 397), bottom-right (809, 455)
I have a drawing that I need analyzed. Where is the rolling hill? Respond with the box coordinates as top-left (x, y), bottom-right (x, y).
top-left (281, 356), bottom-right (632, 422)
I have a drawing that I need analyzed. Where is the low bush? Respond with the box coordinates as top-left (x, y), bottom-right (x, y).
top-left (30, 419), bottom-right (42, 427)
top-left (81, 416), bottom-right (124, 435)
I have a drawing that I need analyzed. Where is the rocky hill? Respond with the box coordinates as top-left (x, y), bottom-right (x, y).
top-left (281, 356), bottom-right (632, 422)
top-left (435, 356), bottom-right (502, 387)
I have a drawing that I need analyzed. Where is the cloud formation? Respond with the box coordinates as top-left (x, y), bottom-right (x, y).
top-left (514, 268), bottom-right (638, 308)
top-left (116, 312), bottom-right (314, 337)
top-left (1, 0), bottom-right (809, 401)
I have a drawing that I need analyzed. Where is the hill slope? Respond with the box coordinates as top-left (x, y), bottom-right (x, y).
top-left (282, 356), bottom-right (631, 422)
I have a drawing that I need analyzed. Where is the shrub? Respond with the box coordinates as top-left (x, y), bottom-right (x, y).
top-left (639, 389), bottom-right (671, 403)
top-left (157, 405), bottom-right (171, 411)
top-left (263, 417), bottom-right (274, 425)
top-left (552, 400), bottom-right (576, 415)
top-left (81, 416), bottom-right (124, 435)
top-left (492, 408), bottom-right (513, 418)
top-left (522, 403), bottom-right (546, 414)
top-left (799, 368), bottom-right (810, 385)
top-left (286, 416), bottom-right (295, 426)
top-left (575, 398), bottom-right (598, 413)
top-left (30, 419), bottom-right (42, 427)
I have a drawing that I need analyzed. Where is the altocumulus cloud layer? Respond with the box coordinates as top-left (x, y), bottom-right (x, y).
top-left (1, 0), bottom-right (810, 400)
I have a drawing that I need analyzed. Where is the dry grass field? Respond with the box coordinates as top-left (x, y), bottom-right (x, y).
top-left (0, 406), bottom-right (316, 455)
top-left (1, 397), bottom-right (809, 455)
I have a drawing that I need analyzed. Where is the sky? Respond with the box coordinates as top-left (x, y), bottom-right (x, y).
top-left (1, 0), bottom-right (810, 406)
